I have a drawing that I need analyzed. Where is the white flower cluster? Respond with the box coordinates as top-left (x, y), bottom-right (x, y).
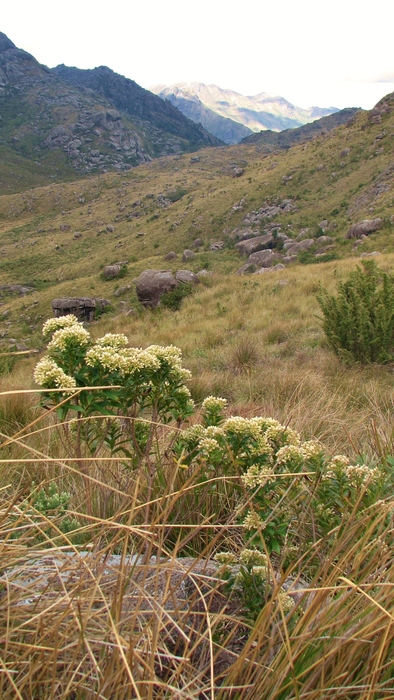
top-left (300, 440), bottom-right (323, 460)
top-left (86, 345), bottom-right (160, 376)
top-left (241, 464), bottom-right (276, 489)
top-left (242, 511), bottom-right (266, 530)
top-left (201, 396), bottom-right (228, 413)
top-left (265, 424), bottom-right (301, 447)
top-left (346, 463), bottom-right (380, 487)
top-left (34, 357), bottom-right (77, 390)
top-left (95, 333), bottom-right (129, 349)
top-left (276, 444), bottom-right (305, 466)
top-left (42, 315), bottom-right (79, 339)
top-left (214, 552), bottom-right (237, 566)
top-left (279, 592), bottom-right (294, 614)
top-left (48, 325), bottom-right (91, 352)
top-left (199, 437), bottom-right (220, 455)
top-left (239, 548), bottom-right (268, 567)
top-left (224, 416), bottom-right (262, 440)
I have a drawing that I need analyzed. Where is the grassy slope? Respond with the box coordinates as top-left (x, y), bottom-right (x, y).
top-left (1, 94), bottom-right (394, 700)
top-left (0, 92), bottom-right (393, 454)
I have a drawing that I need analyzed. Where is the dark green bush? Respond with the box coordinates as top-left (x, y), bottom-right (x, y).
top-left (317, 261), bottom-right (394, 363)
top-left (160, 283), bottom-right (193, 311)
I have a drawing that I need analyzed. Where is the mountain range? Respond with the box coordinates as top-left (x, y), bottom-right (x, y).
top-left (151, 82), bottom-right (340, 144)
top-left (0, 32), bottom-right (221, 192)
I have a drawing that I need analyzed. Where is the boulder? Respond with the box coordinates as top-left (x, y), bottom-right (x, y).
top-left (182, 249), bottom-right (195, 261)
top-left (340, 148), bottom-right (350, 157)
top-left (106, 224), bottom-right (115, 233)
top-left (210, 241), bottom-right (224, 251)
top-left (135, 270), bottom-right (178, 308)
top-left (164, 251), bottom-right (177, 261)
top-left (103, 264), bottom-right (122, 279)
top-left (235, 233), bottom-right (275, 257)
top-left (346, 219), bottom-right (383, 239)
top-left (232, 167), bottom-right (244, 177)
top-left (191, 238), bottom-right (204, 248)
top-left (51, 297), bottom-right (110, 322)
top-left (284, 239), bottom-right (315, 255)
top-left (255, 263), bottom-right (285, 274)
top-left (236, 263), bottom-right (257, 275)
top-left (315, 236), bottom-right (334, 246)
top-left (175, 270), bottom-right (199, 285)
top-left (59, 223), bottom-right (70, 231)
top-left (248, 250), bottom-right (283, 268)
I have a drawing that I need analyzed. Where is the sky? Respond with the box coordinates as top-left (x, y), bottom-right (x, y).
top-left (2, 0), bottom-right (394, 110)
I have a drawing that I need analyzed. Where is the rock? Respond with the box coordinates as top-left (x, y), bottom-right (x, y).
top-left (340, 148), bottom-right (350, 157)
top-left (236, 263), bottom-right (257, 275)
top-left (73, 232), bottom-right (82, 239)
top-left (235, 233), bottom-right (275, 256)
top-left (346, 219), bottom-right (383, 239)
top-left (182, 249), bottom-right (195, 262)
top-left (102, 264), bottom-right (123, 280)
top-left (210, 241), bottom-right (224, 251)
top-left (315, 236), bottom-right (334, 246)
top-left (197, 269), bottom-right (211, 277)
top-left (191, 238), bottom-right (204, 249)
top-left (59, 224), bottom-right (70, 231)
top-left (106, 224), bottom-right (115, 233)
top-left (255, 263), bottom-right (285, 274)
top-left (282, 255), bottom-right (298, 264)
top-left (360, 251), bottom-right (381, 258)
top-left (114, 285), bottom-right (131, 297)
top-left (164, 251), bottom-right (177, 261)
top-left (285, 239), bottom-right (315, 255)
top-left (248, 250), bottom-right (283, 268)
top-left (175, 270), bottom-right (199, 285)
top-left (51, 297), bottom-right (110, 322)
top-left (232, 167), bottom-right (244, 177)
top-left (135, 270), bottom-right (178, 308)
top-left (0, 284), bottom-right (34, 295)
top-left (318, 220), bottom-right (330, 232)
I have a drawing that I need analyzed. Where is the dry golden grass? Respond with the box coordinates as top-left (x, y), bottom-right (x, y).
top-left (1, 392), bottom-right (394, 699)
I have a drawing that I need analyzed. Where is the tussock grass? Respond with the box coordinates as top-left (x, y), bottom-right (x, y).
top-left (1, 389), bottom-right (394, 698)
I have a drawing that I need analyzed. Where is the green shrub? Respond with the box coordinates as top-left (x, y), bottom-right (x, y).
top-left (317, 260), bottom-right (394, 363)
top-left (160, 283), bottom-right (194, 311)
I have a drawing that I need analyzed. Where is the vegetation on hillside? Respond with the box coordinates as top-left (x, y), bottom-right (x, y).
top-left (0, 88), bottom-right (394, 697)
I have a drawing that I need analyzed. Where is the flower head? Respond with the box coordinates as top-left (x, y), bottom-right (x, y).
top-left (42, 315), bottom-right (79, 340)
top-left (34, 357), bottom-right (77, 391)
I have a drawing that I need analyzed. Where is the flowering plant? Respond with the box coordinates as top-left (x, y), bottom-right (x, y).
top-left (34, 316), bottom-right (194, 464)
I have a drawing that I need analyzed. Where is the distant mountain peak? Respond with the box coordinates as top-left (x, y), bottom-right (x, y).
top-left (0, 32), bottom-right (16, 52)
top-left (152, 82), bottom-right (338, 144)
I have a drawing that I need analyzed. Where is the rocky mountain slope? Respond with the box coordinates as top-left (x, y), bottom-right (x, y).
top-left (0, 89), bottom-right (393, 351)
top-left (241, 108), bottom-right (361, 150)
top-left (0, 33), bottom-right (222, 194)
top-left (152, 82), bottom-right (339, 143)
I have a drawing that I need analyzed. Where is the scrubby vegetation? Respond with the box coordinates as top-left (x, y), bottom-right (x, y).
top-left (1, 91), bottom-right (394, 698)
top-left (2, 307), bottom-right (394, 698)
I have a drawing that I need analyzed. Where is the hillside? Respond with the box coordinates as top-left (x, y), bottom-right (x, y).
top-left (241, 107), bottom-right (361, 149)
top-left (152, 82), bottom-right (339, 143)
top-left (0, 89), bottom-right (393, 358)
top-left (0, 32), bottom-right (222, 194)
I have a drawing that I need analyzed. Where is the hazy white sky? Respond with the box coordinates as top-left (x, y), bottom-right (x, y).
top-left (2, 0), bottom-right (394, 109)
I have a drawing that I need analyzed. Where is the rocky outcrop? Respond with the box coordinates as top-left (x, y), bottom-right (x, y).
top-left (346, 219), bottom-right (383, 239)
top-left (283, 239), bottom-right (315, 255)
top-left (136, 269), bottom-right (198, 308)
top-left (51, 297), bottom-right (110, 322)
top-left (235, 233), bottom-right (275, 257)
top-left (102, 264), bottom-right (123, 280)
top-left (136, 270), bottom-right (178, 307)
